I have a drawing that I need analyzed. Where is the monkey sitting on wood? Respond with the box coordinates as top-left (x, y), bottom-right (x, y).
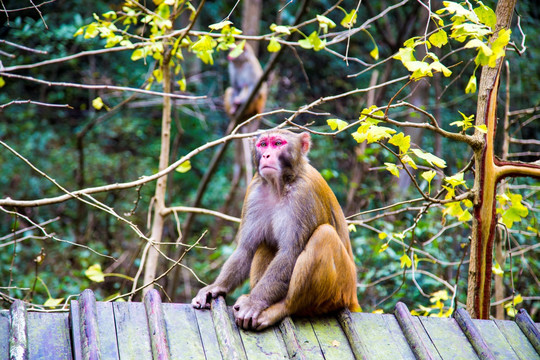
top-left (192, 129), bottom-right (360, 331)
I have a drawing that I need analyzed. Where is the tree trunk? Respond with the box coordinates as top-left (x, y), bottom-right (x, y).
top-left (467, 0), bottom-right (517, 319)
top-left (143, 60), bottom-right (172, 294)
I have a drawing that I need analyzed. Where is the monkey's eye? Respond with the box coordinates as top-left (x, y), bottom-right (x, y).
top-left (275, 140), bottom-right (282, 146)
top-left (258, 141), bottom-right (267, 148)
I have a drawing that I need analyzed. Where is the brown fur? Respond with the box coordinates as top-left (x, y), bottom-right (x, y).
top-left (192, 130), bottom-right (359, 330)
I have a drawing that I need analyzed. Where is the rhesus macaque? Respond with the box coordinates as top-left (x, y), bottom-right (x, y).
top-left (192, 129), bottom-right (360, 331)
top-left (224, 42), bottom-right (267, 121)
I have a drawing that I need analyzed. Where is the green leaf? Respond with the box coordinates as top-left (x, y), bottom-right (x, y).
top-left (400, 253), bottom-right (412, 268)
top-left (327, 118), bottom-right (348, 131)
top-left (384, 162), bottom-right (400, 178)
top-left (428, 29), bottom-right (448, 48)
top-left (85, 264), bottom-right (105, 282)
top-left (389, 133), bottom-right (411, 154)
top-left (176, 160), bottom-right (192, 173)
top-left (267, 37), bottom-right (281, 52)
top-left (411, 148), bottom-right (447, 168)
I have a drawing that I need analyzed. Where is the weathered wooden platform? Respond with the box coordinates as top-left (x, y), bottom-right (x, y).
top-left (1, 289), bottom-right (539, 359)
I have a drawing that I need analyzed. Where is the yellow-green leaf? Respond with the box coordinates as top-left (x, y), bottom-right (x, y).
top-left (411, 148), bottom-right (447, 168)
top-left (340, 9), bottom-right (357, 28)
top-left (270, 23), bottom-right (291, 35)
top-left (422, 170), bottom-right (436, 183)
top-left (44, 297), bottom-right (64, 308)
top-left (348, 224), bottom-right (357, 232)
top-left (379, 243), bottom-right (389, 253)
top-left (0, 77), bottom-right (5, 88)
top-left (492, 261), bottom-right (504, 277)
top-left (370, 45), bottom-right (379, 60)
top-left (327, 118), bottom-right (348, 131)
top-left (389, 133), bottom-right (411, 154)
top-left (131, 48), bottom-right (146, 61)
top-left (176, 160), bottom-right (191, 173)
top-left (92, 97), bottom-right (104, 110)
top-left (428, 29), bottom-right (448, 48)
top-left (378, 232), bottom-right (387, 240)
top-left (208, 20), bottom-right (233, 31)
top-left (474, 124), bottom-right (487, 133)
top-left (500, 192), bottom-right (529, 229)
top-left (85, 264), bottom-right (105, 282)
top-left (400, 253), bottom-right (412, 268)
top-left (474, 4), bottom-right (496, 29)
top-left (385, 162), bottom-right (400, 178)
top-left (393, 47), bottom-right (416, 63)
top-left (192, 35), bottom-right (214, 52)
top-left (465, 74), bottom-right (477, 94)
top-left (267, 37), bottom-right (281, 52)
top-left (317, 15), bottom-right (336, 34)
top-left (444, 172), bottom-right (466, 187)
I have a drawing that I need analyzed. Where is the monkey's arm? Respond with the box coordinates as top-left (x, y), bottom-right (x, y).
top-left (191, 219), bottom-right (259, 309)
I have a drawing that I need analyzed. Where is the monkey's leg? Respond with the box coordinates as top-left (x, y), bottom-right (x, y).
top-left (249, 244), bottom-right (276, 289)
top-left (256, 224), bottom-right (358, 329)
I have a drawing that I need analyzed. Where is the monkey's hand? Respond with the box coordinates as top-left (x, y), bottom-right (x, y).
top-left (233, 295), bottom-right (268, 330)
top-left (191, 284), bottom-right (227, 309)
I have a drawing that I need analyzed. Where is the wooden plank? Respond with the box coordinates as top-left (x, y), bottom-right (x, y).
top-left (71, 300), bottom-right (120, 360)
top-left (238, 322), bottom-right (288, 360)
top-left (349, 312), bottom-right (416, 359)
top-left (211, 296), bottom-right (247, 360)
top-left (291, 317), bottom-right (324, 359)
top-left (395, 302), bottom-right (440, 360)
top-left (194, 308), bottom-right (222, 359)
top-left (163, 304), bottom-right (206, 359)
top-left (0, 310), bottom-right (9, 360)
top-left (9, 301), bottom-right (28, 360)
top-left (95, 302), bottom-right (119, 359)
top-left (278, 316), bottom-right (308, 360)
top-left (495, 320), bottom-right (540, 360)
top-left (474, 319), bottom-right (520, 360)
top-left (515, 308), bottom-right (540, 355)
top-left (454, 308), bottom-right (495, 360)
top-left (113, 302), bottom-right (152, 360)
top-left (337, 309), bottom-right (370, 360)
top-left (419, 316), bottom-right (479, 360)
top-left (310, 314), bottom-right (355, 360)
top-left (27, 312), bottom-right (72, 359)
top-left (143, 289), bottom-right (171, 360)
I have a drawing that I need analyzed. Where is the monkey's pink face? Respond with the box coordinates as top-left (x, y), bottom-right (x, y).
top-left (256, 135), bottom-right (288, 178)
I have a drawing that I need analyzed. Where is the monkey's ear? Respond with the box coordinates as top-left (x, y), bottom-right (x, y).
top-left (300, 132), bottom-right (311, 155)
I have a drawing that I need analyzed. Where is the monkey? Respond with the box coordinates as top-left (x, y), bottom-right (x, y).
top-left (224, 42), bottom-right (267, 122)
top-left (192, 129), bottom-right (360, 331)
